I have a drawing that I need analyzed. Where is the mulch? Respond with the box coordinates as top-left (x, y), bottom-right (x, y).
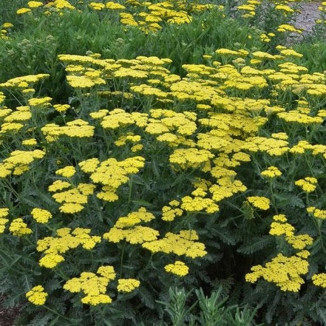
top-left (0, 296), bottom-right (20, 326)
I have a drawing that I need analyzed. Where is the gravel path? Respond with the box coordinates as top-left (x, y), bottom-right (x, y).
top-left (294, 2), bottom-right (321, 33)
top-left (287, 2), bottom-right (321, 43)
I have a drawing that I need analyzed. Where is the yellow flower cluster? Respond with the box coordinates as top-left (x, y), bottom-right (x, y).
top-left (295, 177), bottom-right (318, 193)
top-left (261, 166), bottom-right (282, 178)
top-left (246, 212), bottom-right (313, 292)
top-left (0, 149), bottom-right (45, 178)
top-left (164, 261), bottom-right (189, 277)
top-left (28, 96), bottom-right (52, 107)
top-left (245, 253), bottom-right (309, 292)
top-left (277, 24), bottom-right (303, 34)
top-left (9, 218), bottom-right (32, 236)
top-left (103, 208), bottom-right (159, 245)
top-left (53, 104), bottom-right (70, 113)
top-left (49, 179), bottom-right (95, 214)
top-left (0, 22), bottom-right (13, 40)
top-left (41, 119), bottom-right (95, 142)
top-left (26, 285), bottom-right (48, 305)
top-left (114, 132), bottom-right (143, 152)
top-left (181, 195), bottom-right (219, 214)
top-left (117, 0), bottom-right (215, 33)
top-left (307, 206), bottom-right (326, 220)
top-left (22, 138), bottom-right (37, 146)
top-left (236, 0), bottom-right (300, 41)
top-left (27, 1), bottom-right (43, 9)
top-left (278, 110), bottom-right (323, 125)
top-left (31, 208), bottom-right (52, 224)
top-left (286, 234), bottom-right (314, 250)
top-left (97, 109), bottom-right (148, 131)
top-left (247, 196), bottom-right (270, 210)
top-left (161, 200), bottom-right (183, 222)
top-left (17, 0), bottom-right (216, 33)
top-left (117, 278), bottom-right (140, 293)
top-left (37, 228), bottom-right (101, 268)
top-left (270, 215), bottom-right (313, 250)
top-left (0, 208), bottom-right (9, 233)
top-left (45, 0), bottom-right (75, 11)
top-left (209, 177), bottom-right (247, 202)
top-left (55, 165), bottom-right (76, 178)
top-left (290, 140), bottom-right (326, 158)
top-left (276, 219), bottom-right (309, 252)
top-left (142, 230), bottom-right (207, 258)
top-left (81, 156), bottom-right (145, 203)
top-left (169, 148), bottom-right (214, 171)
top-left (0, 74), bottom-right (49, 89)
top-left (66, 71), bottom-right (105, 89)
top-left (243, 136), bottom-right (289, 156)
top-left (64, 265), bottom-right (116, 305)
top-left (312, 273), bottom-right (326, 288)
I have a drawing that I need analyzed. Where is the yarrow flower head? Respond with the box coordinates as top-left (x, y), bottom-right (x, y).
top-left (117, 279), bottom-right (140, 293)
top-left (0, 208), bottom-right (9, 234)
top-left (9, 218), bottom-right (32, 236)
top-left (31, 208), bottom-right (52, 224)
top-left (164, 261), bottom-right (189, 276)
top-left (26, 285), bottom-right (48, 305)
top-left (247, 196), bottom-right (270, 210)
top-left (295, 177), bottom-right (317, 193)
top-left (261, 166), bottom-right (282, 178)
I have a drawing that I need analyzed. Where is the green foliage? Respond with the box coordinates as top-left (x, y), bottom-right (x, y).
top-left (0, 5), bottom-right (262, 102)
top-left (161, 287), bottom-right (261, 325)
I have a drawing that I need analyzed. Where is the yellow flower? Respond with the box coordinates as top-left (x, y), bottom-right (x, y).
top-left (53, 104), bottom-right (70, 113)
top-left (97, 266), bottom-right (116, 280)
top-left (22, 138), bottom-right (37, 146)
top-left (312, 273), bottom-right (326, 288)
top-left (117, 279), bottom-right (140, 292)
top-left (17, 8), bottom-right (32, 14)
top-left (181, 196), bottom-right (219, 213)
top-left (81, 294), bottom-right (112, 305)
top-left (106, 2), bottom-right (126, 10)
top-left (9, 218), bottom-right (32, 236)
top-left (0, 208), bottom-right (9, 234)
top-left (79, 158), bottom-right (100, 173)
top-left (0, 208), bottom-right (9, 218)
top-left (39, 253), bottom-right (65, 269)
top-left (56, 166), bottom-right (76, 178)
top-left (270, 222), bottom-right (294, 236)
top-left (164, 261), bottom-right (189, 276)
top-left (27, 1), bottom-right (43, 8)
top-left (273, 214), bottom-right (287, 222)
top-left (31, 208), bottom-right (52, 224)
top-left (2, 23), bottom-right (13, 28)
top-left (295, 177), bottom-right (317, 193)
top-left (28, 97), bottom-right (52, 107)
top-left (286, 234), bottom-right (313, 250)
top-left (247, 196), bottom-right (270, 210)
top-left (246, 253), bottom-right (309, 292)
top-left (261, 166), bottom-right (282, 178)
top-left (26, 285), bottom-right (48, 305)
top-left (307, 206), bottom-right (326, 219)
top-left (48, 180), bottom-right (71, 192)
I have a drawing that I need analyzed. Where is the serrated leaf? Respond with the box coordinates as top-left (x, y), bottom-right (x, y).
top-left (237, 236), bottom-right (274, 255)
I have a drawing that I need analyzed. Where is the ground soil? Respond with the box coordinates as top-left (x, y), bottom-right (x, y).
top-left (0, 296), bottom-right (21, 326)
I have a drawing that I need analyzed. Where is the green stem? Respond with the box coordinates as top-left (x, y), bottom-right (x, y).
top-left (119, 242), bottom-right (126, 276)
top-left (128, 176), bottom-right (133, 203)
